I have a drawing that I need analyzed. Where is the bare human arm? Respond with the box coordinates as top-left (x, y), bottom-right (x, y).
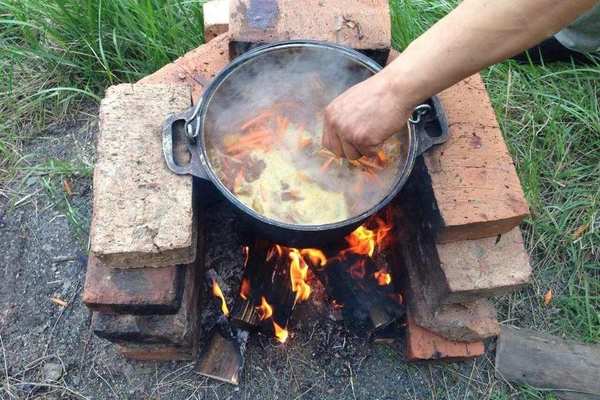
top-left (322, 0), bottom-right (599, 159)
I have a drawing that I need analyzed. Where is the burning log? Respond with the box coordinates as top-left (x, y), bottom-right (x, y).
top-left (230, 240), bottom-right (271, 330)
top-left (303, 212), bottom-right (404, 331)
top-left (310, 252), bottom-right (404, 332)
top-left (198, 269), bottom-right (249, 385)
top-left (197, 329), bottom-right (249, 385)
top-left (198, 240), bottom-right (306, 384)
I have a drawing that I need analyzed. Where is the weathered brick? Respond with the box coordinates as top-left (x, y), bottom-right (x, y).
top-left (425, 74), bottom-right (530, 243)
top-left (117, 344), bottom-right (195, 361)
top-left (435, 227), bottom-right (531, 303)
top-left (83, 255), bottom-right (184, 314)
top-left (229, 0), bottom-right (391, 64)
top-left (90, 84), bottom-right (196, 268)
top-left (403, 240), bottom-right (500, 341)
top-left (204, 0), bottom-right (229, 42)
top-left (138, 33), bottom-right (230, 102)
top-left (406, 314), bottom-right (485, 362)
top-left (388, 50), bottom-right (529, 243)
top-left (91, 262), bottom-right (199, 347)
top-left (397, 186), bottom-right (530, 306)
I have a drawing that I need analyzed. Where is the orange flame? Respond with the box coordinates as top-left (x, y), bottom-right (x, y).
top-left (289, 249), bottom-right (311, 303)
top-left (346, 226), bottom-right (376, 257)
top-left (242, 245), bottom-right (249, 267)
top-left (273, 321), bottom-right (288, 343)
top-left (374, 269), bottom-right (392, 286)
top-left (300, 248), bottom-right (327, 268)
top-left (240, 277), bottom-right (251, 300)
top-left (211, 279), bottom-right (229, 316)
top-left (374, 216), bottom-right (393, 251)
top-left (266, 244), bottom-right (284, 262)
top-left (331, 299), bottom-right (344, 309)
top-left (343, 215), bottom-right (393, 258)
top-left (256, 296), bottom-right (273, 320)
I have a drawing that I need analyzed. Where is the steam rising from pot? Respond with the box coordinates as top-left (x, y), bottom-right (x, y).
top-left (203, 45), bottom-right (408, 225)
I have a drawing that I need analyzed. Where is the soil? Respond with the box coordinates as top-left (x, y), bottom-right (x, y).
top-left (0, 112), bottom-right (495, 399)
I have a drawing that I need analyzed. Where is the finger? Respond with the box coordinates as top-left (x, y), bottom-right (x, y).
top-left (360, 144), bottom-right (380, 157)
top-left (341, 141), bottom-right (362, 160)
top-left (323, 124), bottom-right (344, 158)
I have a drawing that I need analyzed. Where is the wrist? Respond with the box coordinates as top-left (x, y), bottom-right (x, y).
top-left (379, 50), bottom-right (431, 111)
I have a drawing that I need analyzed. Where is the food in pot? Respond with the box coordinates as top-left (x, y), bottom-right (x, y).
top-left (206, 101), bottom-right (407, 226)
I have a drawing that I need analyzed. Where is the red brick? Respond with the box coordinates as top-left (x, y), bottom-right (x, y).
top-left (229, 0), bottom-right (391, 64)
top-left (406, 314), bottom-right (485, 362)
top-left (397, 202), bottom-right (530, 307)
top-left (90, 84), bottom-right (196, 268)
top-left (435, 227), bottom-right (531, 303)
top-left (204, 0), bottom-right (229, 42)
top-left (117, 344), bottom-right (195, 361)
top-left (403, 244), bottom-right (499, 342)
top-left (91, 262), bottom-right (199, 347)
top-left (387, 51), bottom-right (529, 243)
top-left (138, 33), bottom-right (230, 101)
top-left (83, 255), bottom-right (184, 314)
top-left (428, 74), bottom-right (530, 242)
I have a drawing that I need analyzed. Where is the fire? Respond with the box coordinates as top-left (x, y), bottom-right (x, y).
top-left (242, 245), bottom-right (249, 267)
top-left (346, 225), bottom-right (376, 257)
top-left (331, 299), bottom-right (344, 309)
top-left (289, 249), bottom-right (311, 303)
top-left (344, 216), bottom-right (393, 258)
top-left (374, 269), bottom-right (392, 286)
top-left (256, 296), bottom-right (273, 320)
top-left (266, 244), bottom-right (284, 262)
top-left (273, 321), bottom-right (288, 343)
top-left (211, 279), bottom-right (229, 316)
top-left (300, 248), bottom-right (327, 268)
top-left (374, 216), bottom-right (393, 251)
top-left (240, 277), bottom-right (251, 300)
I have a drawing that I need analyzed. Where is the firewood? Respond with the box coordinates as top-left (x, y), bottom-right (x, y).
top-left (197, 328), bottom-right (249, 385)
top-left (495, 327), bottom-right (600, 399)
top-left (310, 252), bottom-right (404, 331)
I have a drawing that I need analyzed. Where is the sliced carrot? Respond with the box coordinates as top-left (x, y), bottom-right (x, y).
top-left (298, 136), bottom-right (312, 149)
top-left (320, 157), bottom-right (335, 172)
top-left (240, 111), bottom-right (272, 130)
top-left (376, 150), bottom-right (388, 164)
top-left (358, 158), bottom-right (383, 170)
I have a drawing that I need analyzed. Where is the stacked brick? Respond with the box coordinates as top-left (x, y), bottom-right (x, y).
top-left (392, 72), bottom-right (532, 361)
top-left (84, 0), bottom-right (533, 363)
top-left (84, 83), bottom-right (199, 360)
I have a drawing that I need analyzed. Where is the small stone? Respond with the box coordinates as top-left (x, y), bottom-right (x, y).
top-left (42, 362), bottom-right (63, 382)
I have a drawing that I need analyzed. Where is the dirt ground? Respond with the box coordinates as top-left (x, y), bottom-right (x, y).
top-left (0, 113), bottom-right (502, 400)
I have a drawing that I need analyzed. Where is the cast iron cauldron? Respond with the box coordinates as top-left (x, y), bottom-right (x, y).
top-left (162, 40), bottom-right (448, 247)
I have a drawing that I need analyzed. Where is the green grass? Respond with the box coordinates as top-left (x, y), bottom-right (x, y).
top-left (391, 0), bottom-right (599, 344)
top-left (0, 0), bottom-right (598, 397)
top-left (0, 0), bottom-right (205, 197)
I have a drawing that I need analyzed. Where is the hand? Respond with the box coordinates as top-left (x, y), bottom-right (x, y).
top-left (322, 72), bottom-right (413, 159)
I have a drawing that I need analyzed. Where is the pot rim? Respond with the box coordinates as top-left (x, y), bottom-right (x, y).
top-left (193, 40), bottom-right (419, 232)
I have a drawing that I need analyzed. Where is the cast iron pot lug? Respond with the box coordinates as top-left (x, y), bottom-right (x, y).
top-left (413, 96), bottom-right (449, 156)
top-left (162, 105), bottom-right (210, 180)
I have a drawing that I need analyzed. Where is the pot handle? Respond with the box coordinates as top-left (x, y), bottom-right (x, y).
top-left (412, 95), bottom-right (449, 156)
top-left (162, 107), bottom-right (210, 180)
